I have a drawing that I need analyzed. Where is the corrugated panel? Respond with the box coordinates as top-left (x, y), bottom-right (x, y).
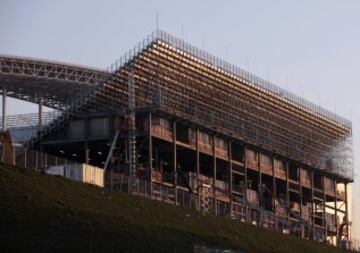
top-left (90, 117), bottom-right (109, 137)
top-left (69, 120), bottom-right (85, 138)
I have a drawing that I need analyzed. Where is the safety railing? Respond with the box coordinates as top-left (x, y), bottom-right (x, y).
top-left (0, 111), bottom-right (61, 129)
top-left (107, 172), bottom-right (329, 244)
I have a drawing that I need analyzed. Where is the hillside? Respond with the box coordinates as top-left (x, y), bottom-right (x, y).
top-left (0, 164), bottom-right (347, 253)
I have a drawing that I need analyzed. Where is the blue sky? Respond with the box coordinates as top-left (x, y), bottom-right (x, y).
top-left (1, 0), bottom-right (359, 238)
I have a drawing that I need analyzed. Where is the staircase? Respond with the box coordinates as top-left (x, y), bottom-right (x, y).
top-left (198, 184), bottom-right (212, 213)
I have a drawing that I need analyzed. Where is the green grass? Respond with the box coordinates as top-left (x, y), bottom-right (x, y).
top-left (0, 164), bottom-right (348, 253)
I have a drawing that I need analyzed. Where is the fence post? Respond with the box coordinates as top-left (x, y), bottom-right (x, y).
top-left (110, 170), bottom-right (113, 190)
top-left (120, 174), bottom-right (123, 192)
top-left (145, 180), bottom-right (148, 197)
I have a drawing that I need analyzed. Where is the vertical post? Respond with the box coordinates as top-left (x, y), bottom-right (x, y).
top-left (311, 170), bottom-right (315, 239)
top-left (2, 88), bottom-right (6, 162)
top-left (38, 97), bottom-right (44, 170)
top-left (127, 72), bottom-right (136, 177)
top-left (272, 157), bottom-right (276, 212)
top-left (213, 135), bottom-right (217, 215)
top-left (35, 150), bottom-right (39, 170)
top-left (228, 141), bottom-right (233, 217)
top-left (24, 149), bottom-right (27, 168)
top-left (2, 88), bottom-right (6, 131)
top-left (323, 175), bottom-right (327, 241)
top-left (39, 144), bottom-right (44, 171)
top-left (299, 168), bottom-right (303, 222)
top-left (196, 129), bottom-right (200, 210)
top-left (258, 152), bottom-right (263, 226)
top-left (12, 146), bottom-right (16, 166)
top-left (196, 129), bottom-right (200, 187)
top-left (173, 121), bottom-right (177, 205)
top-left (258, 152), bottom-right (262, 208)
top-left (299, 167), bottom-right (304, 238)
top-left (39, 97), bottom-right (43, 135)
top-left (244, 146), bottom-right (248, 202)
top-left (44, 153), bottom-right (47, 169)
top-left (285, 161), bottom-right (290, 220)
top-left (84, 141), bottom-right (89, 164)
top-left (345, 183), bottom-right (349, 240)
top-left (334, 179), bottom-right (338, 244)
top-left (148, 113), bottom-right (153, 198)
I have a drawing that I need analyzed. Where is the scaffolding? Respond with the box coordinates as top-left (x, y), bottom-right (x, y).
top-left (2, 30), bottom-right (354, 248)
top-left (47, 30), bottom-right (352, 181)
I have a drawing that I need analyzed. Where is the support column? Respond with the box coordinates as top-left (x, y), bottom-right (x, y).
top-left (258, 152), bottom-right (262, 208)
top-left (323, 176), bottom-right (327, 241)
top-left (272, 157), bottom-right (276, 212)
top-left (213, 135), bottom-right (217, 214)
top-left (38, 97), bottom-right (43, 135)
top-left (38, 98), bottom-right (44, 171)
top-left (39, 144), bottom-right (44, 171)
top-left (285, 161), bottom-right (290, 221)
top-left (173, 121), bottom-right (177, 205)
top-left (196, 129), bottom-right (200, 186)
top-left (148, 113), bottom-right (153, 197)
top-left (84, 141), bottom-right (89, 164)
top-left (24, 149), bottom-right (27, 168)
top-left (299, 168), bottom-right (303, 217)
top-left (244, 146), bottom-right (248, 202)
top-left (228, 141), bottom-right (233, 217)
top-left (299, 168), bottom-right (304, 238)
top-left (345, 183), bottom-right (349, 240)
top-left (258, 152), bottom-right (263, 226)
top-left (196, 129), bottom-right (200, 210)
top-left (311, 170), bottom-right (315, 239)
top-left (244, 146), bottom-right (248, 221)
top-left (334, 180), bottom-right (338, 244)
top-left (2, 88), bottom-right (6, 163)
top-left (2, 88), bottom-right (6, 131)
top-left (84, 117), bottom-right (90, 165)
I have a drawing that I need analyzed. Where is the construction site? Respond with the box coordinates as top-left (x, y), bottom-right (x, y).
top-left (0, 31), bottom-right (355, 250)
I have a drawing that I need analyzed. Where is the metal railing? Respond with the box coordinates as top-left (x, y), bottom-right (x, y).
top-left (8, 149), bottom-right (357, 251)
top-left (0, 111), bottom-right (60, 129)
top-left (108, 173), bottom-right (328, 243)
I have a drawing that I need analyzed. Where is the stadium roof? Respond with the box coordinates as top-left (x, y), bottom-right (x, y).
top-left (0, 54), bottom-right (108, 110)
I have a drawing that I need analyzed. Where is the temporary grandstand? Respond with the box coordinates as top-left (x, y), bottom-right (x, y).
top-left (0, 30), bottom-right (355, 249)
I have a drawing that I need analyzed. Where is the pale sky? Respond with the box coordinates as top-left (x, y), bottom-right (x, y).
top-left (0, 0), bottom-right (359, 238)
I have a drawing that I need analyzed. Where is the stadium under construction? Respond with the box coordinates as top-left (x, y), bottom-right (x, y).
top-left (0, 31), bottom-right (355, 249)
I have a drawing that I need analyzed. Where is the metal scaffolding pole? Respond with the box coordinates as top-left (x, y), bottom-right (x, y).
top-left (128, 72), bottom-right (136, 177)
top-left (1, 88), bottom-right (6, 162)
top-left (2, 88), bottom-right (6, 131)
top-left (38, 97), bottom-right (43, 134)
